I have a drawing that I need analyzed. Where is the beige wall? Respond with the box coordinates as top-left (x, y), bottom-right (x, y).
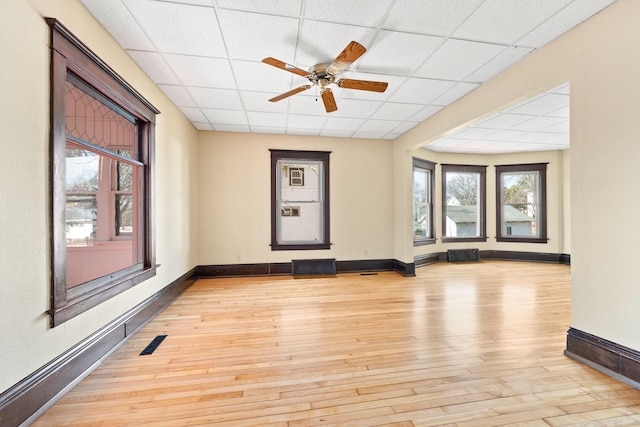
top-left (0, 0), bottom-right (199, 393)
top-left (197, 132), bottom-right (395, 264)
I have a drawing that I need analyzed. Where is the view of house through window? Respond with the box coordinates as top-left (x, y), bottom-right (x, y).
top-left (496, 163), bottom-right (547, 243)
top-left (270, 150), bottom-right (330, 250)
top-left (65, 78), bottom-right (143, 288)
top-left (442, 164), bottom-right (487, 242)
top-left (413, 158), bottom-right (435, 245)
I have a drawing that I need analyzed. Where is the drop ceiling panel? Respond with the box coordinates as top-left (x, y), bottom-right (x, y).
top-left (164, 55), bottom-right (236, 88)
top-left (517, 0), bottom-right (616, 46)
top-left (240, 91), bottom-right (290, 113)
top-left (295, 21), bottom-right (378, 68)
top-left (415, 39), bottom-right (506, 81)
top-left (453, 0), bottom-right (573, 45)
top-left (216, 0), bottom-right (302, 15)
top-left (218, 9), bottom-right (299, 61)
top-left (389, 78), bottom-right (457, 104)
top-left (287, 114), bottom-right (328, 130)
top-left (80, 0), bottom-right (155, 50)
top-left (203, 109), bottom-right (248, 125)
top-left (357, 31), bottom-right (446, 76)
top-left (371, 103), bottom-right (424, 121)
top-left (304, 0), bottom-right (394, 27)
top-left (507, 93), bottom-right (569, 115)
top-left (79, 0), bottom-right (614, 153)
top-left (464, 46), bottom-right (534, 82)
top-left (126, 0), bottom-right (226, 57)
top-left (187, 87), bottom-right (243, 110)
top-left (158, 84), bottom-right (197, 108)
top-left (127, 51), bottom-right (180, 85)
top-left (323, 117), bottom-right (367, 131)
top-left (247, 111), bottom-right (288, 128)
top-left (232, 60), bottom-right (293, 93)
top-left (382, 0), bottom-right (485, 36)
top-left (432, 82), bottom-right (479, 105)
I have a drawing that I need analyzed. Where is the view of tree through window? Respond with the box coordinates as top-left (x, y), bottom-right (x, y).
top-left (442, 165), bottom-right (486, 242)
top-left (496, 164), bottom-right (547, 242)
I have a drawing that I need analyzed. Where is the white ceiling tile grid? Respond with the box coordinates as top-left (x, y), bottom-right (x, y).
top-left (80, 0), bottom-right (617, 153)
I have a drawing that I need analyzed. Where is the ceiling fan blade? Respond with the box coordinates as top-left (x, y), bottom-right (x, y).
top-left (262, 57), bottom-right (309, 78)
top-left (327, 41), bottom-right (366, 76)
top-left (337, 78), bottom-right (388, 93)
top-left (321, 88), bottom-right (338, 113)
top-left (268, 85), bottom-right (312, 102)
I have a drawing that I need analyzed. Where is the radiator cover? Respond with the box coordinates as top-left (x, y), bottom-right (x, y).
top-left (447, 249), bottom-right (480, 262)
top-left (292, 258), bottom-right (336, 276)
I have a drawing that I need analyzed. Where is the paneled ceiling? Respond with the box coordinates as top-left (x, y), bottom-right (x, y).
top-left (80, 0), bottom-right (615, 153)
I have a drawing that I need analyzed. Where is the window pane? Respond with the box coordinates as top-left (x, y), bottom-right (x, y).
top-left (445, 172), bottom-right (480, 237)
top-left (65, 142), bottom-right (139, 288)
top-left (115, 194), bottom-right (133, 236)
top-left (66, 147), bottom-right (99, 192)
top-left (501, 171), bottom-right (539, 237)
top-left (66, 79), bottom-right (136, 156)
top-left (277, 160), bottom-right (323, 244)
top-left (66, 195), bottom-right (96, 246)
top-left (413, 169), bottom-right (430, 238)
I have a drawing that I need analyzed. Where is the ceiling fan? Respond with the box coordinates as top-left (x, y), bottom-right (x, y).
top-left (262, 40), bottom-right (388, 113)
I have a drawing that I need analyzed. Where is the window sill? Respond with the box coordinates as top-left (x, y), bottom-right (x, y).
top-left (496, 237), bottom-right (548, 243)
top-left (50, 265), bottom-right (158, 327)
top-left (271, 243), bottom-right (331, 251)
top-left (441, 237), bottom-right (488, 243)
top-left (414, 238), bottom-right (436, 246)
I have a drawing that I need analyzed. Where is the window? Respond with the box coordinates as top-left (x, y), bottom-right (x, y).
top-left (496, 163), bottom-right (547, 243)
top-left (413, 158), bottom-right (436, 245)
top-left (48, 19), bottom-right (159, 326)
top-left (270, 150), bottom-right (330, 250)
top-left (441, 164), bottom-right (487, 242)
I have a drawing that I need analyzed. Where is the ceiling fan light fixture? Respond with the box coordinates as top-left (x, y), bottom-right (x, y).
top-left (262, 40), bottom-right (388, 113)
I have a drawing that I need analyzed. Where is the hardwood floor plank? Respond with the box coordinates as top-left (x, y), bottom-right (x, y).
top-left (32, 261), bottom-right (640, 426)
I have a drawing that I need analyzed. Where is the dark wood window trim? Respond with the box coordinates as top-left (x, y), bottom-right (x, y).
top-left (441, 164), bottom-right (487, 243)
top-left (495, 163), bottom-right (548, 243)
top-left (270, 149), bottom-right (331, 251)
top-left (413, 157), bottom-right (436, 246)
top-left (47, 18), bottom-right (159, 327)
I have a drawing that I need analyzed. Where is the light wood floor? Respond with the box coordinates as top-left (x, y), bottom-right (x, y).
top-left (34, 261), bottom-right (640, 426)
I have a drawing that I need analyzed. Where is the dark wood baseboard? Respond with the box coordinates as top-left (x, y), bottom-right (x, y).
top-left (393, 259), bottom-right (416, 277)
top-left (0, 269), bottom-right (196, 427)
top-left (480, 250), bottom-right (570, 264)
top-left (337, 259), bottom-right (395, 273)
top-left (196, 259), bottom-right (413, 277)
top-left (414, 251), bottom-right (571, 267)
top-left (565, 327), bottom-right (640, 387)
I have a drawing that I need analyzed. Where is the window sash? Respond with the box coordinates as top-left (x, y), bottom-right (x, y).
top-left (48, 18), bottom-right (158, 326)
top-left (441, 164), bottom-right (487, 243)
top-left (495, 163), bottom-right (547, 243)
top-left (270, 150), bottom-right (330, 250)
top-left (413, 157), bottom-right (436, 245)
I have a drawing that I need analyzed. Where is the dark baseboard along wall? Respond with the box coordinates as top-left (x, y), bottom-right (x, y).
top-left (0, 269), bottom-right (197, 427)
top-left (16, 251), bottom-right (640, 427)
top-left (565, 327), bottom-right (640, 388)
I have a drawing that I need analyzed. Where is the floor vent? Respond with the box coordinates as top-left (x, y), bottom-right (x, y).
top-left (292, 258), bottom-right (336, 276)
top-left (448, 249), bottom-right (480, 262)
top-left (140, 335), bottom-right (167, 355)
